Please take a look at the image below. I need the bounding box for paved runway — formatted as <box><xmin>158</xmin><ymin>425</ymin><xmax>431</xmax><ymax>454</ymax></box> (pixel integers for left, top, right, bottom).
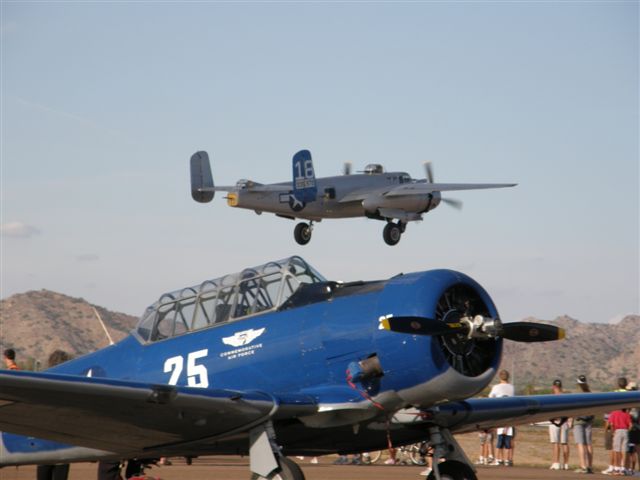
<box><xmin>0</xmin><ymin>457</ymin><xmax>624</xmax><ymax>480</ymax></box>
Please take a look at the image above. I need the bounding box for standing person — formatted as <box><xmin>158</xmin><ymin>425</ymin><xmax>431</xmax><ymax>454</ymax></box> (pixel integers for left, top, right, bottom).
<box><xmin>3</xmin><ymin>348</ymin><xmax>19</xmax><ymax>370</ymax></box>
<box><xmin>603</xmin><ymin>377</ymin><xmax>629</xmax><ymax>475</ymax></box>
<box><xmin>488</xmin><ymin>369</ymin><xmax>515</xmax><ymax>466</ymax></box>
<box><xmin>549</xmin><ymin>379</ymin><xmax>572</xmax><ymax>470</ymax></box>
<box><xmin>37</xmin><ymin>350</ymin><xmax>72</xmax><ymax>480</ymax></box>
<box><xmin>475</xmin><ymin>429</ymin><xmax>493</xmax><ymax>465</ymax></box>
<box><xmin>573</xmin><ymin>375</ymin><xmax>594</xmax><ymax>474</ymax></box>
<box><xmin>626</xmin><ymin>382</ymin><xmax>639</xmax><ymax>476</ymax></box>
<box><xmin>608</xmin><ymin>408</ymin><xmax>632</xmax><ymax>476</ymax></box>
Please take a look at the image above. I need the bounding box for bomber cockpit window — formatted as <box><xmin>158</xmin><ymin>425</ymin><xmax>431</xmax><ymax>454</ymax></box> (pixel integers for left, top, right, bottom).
<box><xmin>135</xmin><ymin>256</ymin><xmax>326</xmax><ymax>343</ymax></box>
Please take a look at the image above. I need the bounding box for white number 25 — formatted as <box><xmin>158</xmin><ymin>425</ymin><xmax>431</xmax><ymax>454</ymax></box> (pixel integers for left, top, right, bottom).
<box><xmin>164</xmin><ymin>349</ymin><xmax>209</xmax><ymax>388</ymax></box>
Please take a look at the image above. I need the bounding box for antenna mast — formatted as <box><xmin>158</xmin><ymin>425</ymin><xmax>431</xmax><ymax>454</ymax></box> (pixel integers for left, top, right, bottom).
<box><xmin>92</xmin><ymin>307</ymin><xmax>115</xmax><ymax>346</ymax></box>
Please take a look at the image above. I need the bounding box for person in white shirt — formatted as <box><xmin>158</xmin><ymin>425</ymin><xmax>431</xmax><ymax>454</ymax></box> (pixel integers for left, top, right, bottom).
<box><xmin>548</xmin><ymin>379</ymin><xmax>572</xmax><ymax>470</ymax></box>
<box><xmin>489</xmin><ymin>370</ymin><xmax>515</xmax><ymax>466</ymax></box>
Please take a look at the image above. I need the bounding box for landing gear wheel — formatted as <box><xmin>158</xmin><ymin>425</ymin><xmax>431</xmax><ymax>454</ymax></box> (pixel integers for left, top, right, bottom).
<box><xmin>383</xmin><ymin>222</ymin><xmax>402</xmax><ymax>246</ymax></box>
<box><xmin>427</xmin><ymin>460</ymin><xmax>477</xmax><ymax>480</ymax></box>
<box><xmin>294</xmin><ymin>222</ymin><xmax>312</xmax><ymax>245</ymax></box>
<box><xmin>251</xmin><ymin>456</ymin><xmax>305</xmax><ymax>480</ymax></box>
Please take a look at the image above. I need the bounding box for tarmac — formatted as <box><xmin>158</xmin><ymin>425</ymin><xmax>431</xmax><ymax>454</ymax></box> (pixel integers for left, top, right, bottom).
<box><xmin>0</xmin><ymin>457</ymin><xmax>630</xmax><ymax>480</ymax></box>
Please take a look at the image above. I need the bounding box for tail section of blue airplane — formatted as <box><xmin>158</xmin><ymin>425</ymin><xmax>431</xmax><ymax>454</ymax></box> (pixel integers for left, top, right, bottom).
<box><xmin>290</xmin><ymin>150</ymin><xmax>317</xmax><ymax>211</ymax></box>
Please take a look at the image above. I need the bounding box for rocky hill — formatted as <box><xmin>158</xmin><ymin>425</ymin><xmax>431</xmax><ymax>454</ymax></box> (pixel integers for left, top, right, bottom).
<box><xmin>0</xmin><ymin>290</ymin><xmax>638</xmax><ymax>389</ymax></box>
<box><xmin>0</xmin><ymin>289</ymin><xmax>137</xmax><ymax>368</ymax></box>
<box><xmin>502</xmin><ymin>315</ymin><xmax>640</xmax><ymax>392</ymax></box>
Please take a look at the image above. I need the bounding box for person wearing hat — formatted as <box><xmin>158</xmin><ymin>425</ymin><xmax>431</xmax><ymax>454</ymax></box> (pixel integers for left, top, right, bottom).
<box><xmin>549</xmin><ymin>379</ymin><xmax>572</xmax><ymax>470</ymax></box>
<box><xmin>573</xmin><ymin>375</ymin><xmax>594</xmax><ymax>474</ymax></box>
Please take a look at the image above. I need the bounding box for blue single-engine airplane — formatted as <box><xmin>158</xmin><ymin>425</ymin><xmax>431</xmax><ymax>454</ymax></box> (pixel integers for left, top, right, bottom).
<box><xmin>1</xmin><ymin>257</ymin><xmax>638</xmax><ymax>480</ymax></box>
<box><xmin>190</xmin><ymin>150</ymin><xmax>517</xmax><ymax>246</ymax></box>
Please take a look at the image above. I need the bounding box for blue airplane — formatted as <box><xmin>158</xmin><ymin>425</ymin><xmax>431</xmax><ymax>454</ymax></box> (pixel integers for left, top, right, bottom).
<box><xmin>1</xmin><ymin>256</ymin><xmax>638</xmax><ymax>480</ymax></box>
<box><xmin>190</xmin><ymin>150</ymin><xmax>517</xmax><ymax>245</ymax></box>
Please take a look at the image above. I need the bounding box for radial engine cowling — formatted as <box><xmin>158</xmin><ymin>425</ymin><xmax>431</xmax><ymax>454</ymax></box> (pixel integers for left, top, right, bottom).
<box><xmin>375</xmin><ymin>270</ymin><xmax>503</xmax><ymax>407</ymax></box>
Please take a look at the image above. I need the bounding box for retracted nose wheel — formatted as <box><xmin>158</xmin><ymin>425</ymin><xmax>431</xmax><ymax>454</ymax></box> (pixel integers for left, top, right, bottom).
<box><xmin>294</xmin><ymin>222</ymin><xmax>312</xmax><ymax>245</ymax></box>
<box><xmin>383</xmin><ymin>222</ymin><xmax>402</xmax><ymax>246</ymax></box>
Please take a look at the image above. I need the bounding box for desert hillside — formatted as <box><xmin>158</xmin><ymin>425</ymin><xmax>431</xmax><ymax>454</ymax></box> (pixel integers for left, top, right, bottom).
<box><xmin>0</xmin><ymin>289</ymin><xmax>136</xmax><ymax>368</ymax></box>
<box><xmin>0</xmin><ymin>290</ymin><xmax>638</xmax><ymax>389</ymax></box>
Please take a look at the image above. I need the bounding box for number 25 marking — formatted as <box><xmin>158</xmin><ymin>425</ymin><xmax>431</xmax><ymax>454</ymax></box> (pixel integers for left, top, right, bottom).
<box><xmin>164</xmin><ymin>349</ymin><xmax>209</xmax><ymax>388</ymax></box>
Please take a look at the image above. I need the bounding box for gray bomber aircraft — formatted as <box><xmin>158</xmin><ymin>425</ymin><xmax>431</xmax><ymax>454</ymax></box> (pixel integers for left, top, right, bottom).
<box><xmin>190</xmin><ymin>150</ymin><xmax>516</xmax><ymax>246</ymax></box>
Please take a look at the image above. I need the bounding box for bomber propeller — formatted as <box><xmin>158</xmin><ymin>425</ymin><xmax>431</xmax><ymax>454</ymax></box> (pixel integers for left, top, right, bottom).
<box><xmin>379</xmin><ymin>315</ymin><xmax>565</xmax><ymax>343</ymax></box>
<box><xmin>422</xmin><ymin>161</ymin><xmax>463</xmax><ymax>210</ymax></box>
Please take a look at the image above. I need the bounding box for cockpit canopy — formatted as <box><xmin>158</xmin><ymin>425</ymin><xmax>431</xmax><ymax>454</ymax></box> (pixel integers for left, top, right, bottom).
<box><xmin>135</xmin><ymin>256</ymin><xmax>325</xmax><ymax>343</ymax></box>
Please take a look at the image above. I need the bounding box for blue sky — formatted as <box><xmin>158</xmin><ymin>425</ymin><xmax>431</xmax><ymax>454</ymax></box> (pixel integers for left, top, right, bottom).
<box><xmin>1</xmin><ymin>2</ymin><xmax>638</xmax><ymax>324</ymax></box>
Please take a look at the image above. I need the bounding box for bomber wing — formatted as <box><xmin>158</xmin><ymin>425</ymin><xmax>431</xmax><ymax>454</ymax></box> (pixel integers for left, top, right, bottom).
<box><xmin>0</xmin><ymin>370</ymin><xmax>315</xmax><ymax>457</ymax></box>
<box><xmin>383</xmin><ymin>182</ymin><xmax>517</xmax><ymax>197</ymax></box>
<box><xmin>338</xmin><ymin>183</ymin><xmax>516</xmax><ymax>204</ymax></box>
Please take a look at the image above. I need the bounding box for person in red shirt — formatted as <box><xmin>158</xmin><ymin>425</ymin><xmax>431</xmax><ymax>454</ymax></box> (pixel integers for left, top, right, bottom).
<box><xmin>2</xmin><ymin>348</ymin><xmax>18</xmax><ymax>370</ymax></box>
<box><xmin>608</xmin><ymin>409</ymin><xmax>632</xmax><ymax>476</ymax></box>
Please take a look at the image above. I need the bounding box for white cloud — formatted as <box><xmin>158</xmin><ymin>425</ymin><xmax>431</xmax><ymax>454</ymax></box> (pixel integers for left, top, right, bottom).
<box><xmin>0</xmin><ymin>222</ymin><xmax>41</xmax><ymax>238</ymax></box>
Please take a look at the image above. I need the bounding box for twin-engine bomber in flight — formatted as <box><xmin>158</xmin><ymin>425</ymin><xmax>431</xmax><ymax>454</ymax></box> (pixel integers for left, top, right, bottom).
<box><xmin>1</xmin><ymin>256</ymin><xmax>638</xmax><ymax>480</ymax></box>
<box><xmin>190</xmin><ymin>150</ymin><xmax>516</xmax><ymax>245</ymax></box>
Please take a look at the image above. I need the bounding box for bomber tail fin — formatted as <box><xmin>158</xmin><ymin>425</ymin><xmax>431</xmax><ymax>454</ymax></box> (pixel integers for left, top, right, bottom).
<box><xmin>190</xmin><ymin>151</ymin><xmax>215</xmax><ymax>203</ymax></box>
<box><xmin>291</xmin><ymin>150</ymin><xmax>317</xmax><ymax>204</ymax></box>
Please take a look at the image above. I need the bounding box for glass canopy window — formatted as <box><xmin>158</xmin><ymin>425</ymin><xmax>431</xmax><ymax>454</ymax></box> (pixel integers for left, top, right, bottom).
<box><xmin>135</xmin><ymin>256</ymin><xmax>325</xmax><ymax>343</ymax></box>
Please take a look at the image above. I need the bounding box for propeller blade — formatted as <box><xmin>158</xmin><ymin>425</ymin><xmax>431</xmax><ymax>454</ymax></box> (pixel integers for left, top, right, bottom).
<box><xmin>380</xmin><ymin>316</ymin><xmax>467</xmax><ymax>336</ymax></box>
<box><xmin>423</xmin><ymin>162</ymin><xmax>434</xmax><ymax>183</ymax></box>
<box><xmin>442</xmin><ymin>198</ymin><xmax>463</xmax><ymax>210</ymax></box>
<box><xmin>343</xmin><ymin>162</ymin><xmax>352</xmax><ymax>175</ymax></box>
<box><xmin>500</xmin><ymin>322</ymin><xmax>565</xmax><ymax>342</ymax></box>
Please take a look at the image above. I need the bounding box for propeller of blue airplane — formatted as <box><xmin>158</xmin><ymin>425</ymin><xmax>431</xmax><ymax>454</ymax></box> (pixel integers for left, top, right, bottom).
<box><xmin>343</xmin><ymin>162</ymin><xmax>352</xmax><ymax>175</ymax></box>
<box><xmin>380</xmin><ymin>315</ymin><xmax>565</xmax><ymax>343</ymax></box>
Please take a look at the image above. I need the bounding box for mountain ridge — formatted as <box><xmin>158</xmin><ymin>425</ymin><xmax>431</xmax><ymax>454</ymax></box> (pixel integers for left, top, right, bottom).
<box><xmin>1</xmin><ymin>290</ymin><xmax>638</xmax><ymax>390</ymax></box>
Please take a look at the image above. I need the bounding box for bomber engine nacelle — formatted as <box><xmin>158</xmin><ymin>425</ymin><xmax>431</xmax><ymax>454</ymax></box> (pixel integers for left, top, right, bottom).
<box><xmin>362</xmin><ymin>191</ymin><xmax>442</xmax><ymax>216</ymax></box>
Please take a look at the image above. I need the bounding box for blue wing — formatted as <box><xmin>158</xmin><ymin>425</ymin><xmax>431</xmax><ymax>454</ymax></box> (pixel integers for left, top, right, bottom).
<box><xmin>423</xmin><ymin>391</ymin><xmax>640</xmax><ymax>433</ymax></box>
<box><xmin>0</xmin><ymin>370</ymin><xmax>316</xmax><ymax>462</ymax></box>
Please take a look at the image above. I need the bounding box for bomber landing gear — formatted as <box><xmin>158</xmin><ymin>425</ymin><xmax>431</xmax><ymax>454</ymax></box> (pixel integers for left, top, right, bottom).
<box><xmin>294</xmin><ymin>222</ymin><xmax>313</xmax><ymax>245</ymax></box>
<box><xmin>383</xmin><ymin>221</ymin><xmax>406</xmax><ymax>246</ymax></box>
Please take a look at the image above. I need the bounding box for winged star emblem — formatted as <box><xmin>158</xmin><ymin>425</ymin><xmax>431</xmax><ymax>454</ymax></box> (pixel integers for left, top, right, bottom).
<box><xmin>222</xmin><ymin>328</ymin><xmax>266</xmax><ymax>347</ymax></box>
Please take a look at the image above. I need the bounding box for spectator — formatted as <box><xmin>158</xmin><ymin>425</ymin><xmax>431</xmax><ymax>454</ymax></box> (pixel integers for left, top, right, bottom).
<box><xmin>37</xmin><ymin>350</ymin><xmax>72</xmax><ymax>480</ymax></box>
<box><xmin>573</xmin><ymin>375</ymin><xmax>594</xmax><ymax>474</ymax></box>
<box><xmin>626</xmin><ymin>382</ymin><xmax>639</xmax><ymax>476</ymax></box>
<box><xmin>549</xmin><ymin>379</ymin><xmax>571</xmax><ymax>470</ymax></box>
<box><xmin>603</xmin><ymin>377</ymin><xmax>629</xmax><ymax>475</ymax></box>
<box><xmin>475</xmin><ymin>429</ymin><xmax>494</xmax><ymax>465</ymax></box>
<box><xmin>2</xmin><ymin>348</ymin><xmax>19</xmax><ymax>370</ymax></box>
<box><xmin>489</xmin><ymin>369</ymin><xmax>515</xmax><ymax>466</ymax></box>
<box><xmin>608</xmin><ymin>408</ymin><xmax>632</xmax><ymax>476</ymax></box>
